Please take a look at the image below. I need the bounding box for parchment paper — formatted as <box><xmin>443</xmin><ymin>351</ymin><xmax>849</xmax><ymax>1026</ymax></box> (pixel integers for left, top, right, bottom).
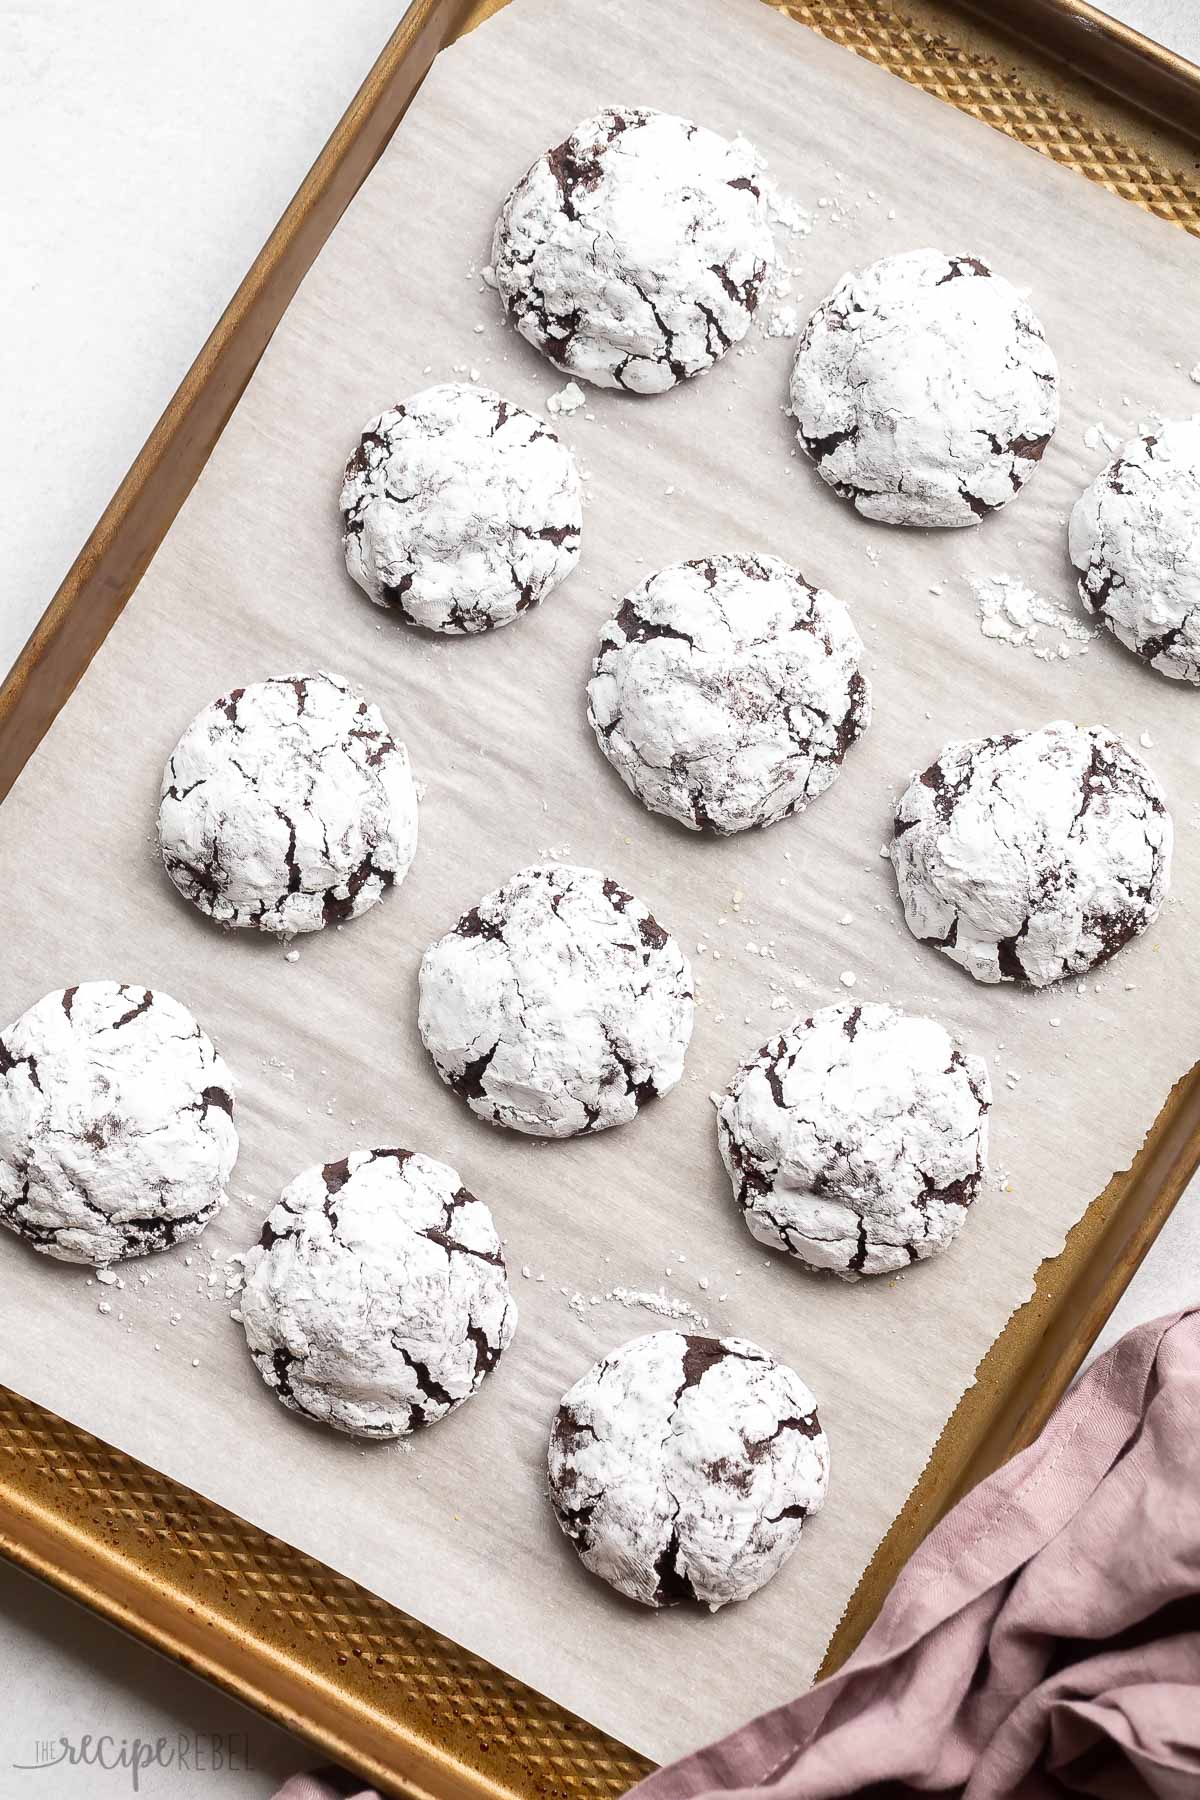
<box><xmin>2</xmin><ymin>0</ymin><xmax>1199</xmax><ymax>1762</ymax></box>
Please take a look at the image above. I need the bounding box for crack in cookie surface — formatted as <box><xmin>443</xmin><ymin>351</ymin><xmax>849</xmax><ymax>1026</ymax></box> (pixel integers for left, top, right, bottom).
<box><xmin>0</xmin><ymin>983</ymin><xmax>237</xmax><ymax>1266</ymax></box>
<box><xmin>891</xmin><ymin>720</ymin><xmax>1171</xmax><ymax>988</ymax></box>
<box><xmin>418</xmin><ymin>864</ymin><xmax>693</xmax><ymax>1138</ymax></box>
<box><xmin>716</xmin><ymin>1001</ymin><xmax>990</xmax><ymax>1279</ymax></box>
<box><xmin>1069</xmin><ymin>417</ymin><xmax>1200</xmax><ymax>683</ymax></box>
<box><xmin>341</xmin><ymin>383</ymin><xmax>581</xmax><ymax>634</ymax></box>
<box><xmin>158</xmin><ymin>671</ymin><xmax>418</xmax><ymax>935</ymax></box>
<box><xmin>588</xmin><ymin>554</ymin><xmax>871</xmax><ymax>835</ymax></box>
<box><xmin>789</xmin><ymin>248</ymin><xmax>1059</xmax><ymax>528</ymax></box>
<box><xmin>492</xmin><ymin>108</ymin><xmax>776</xmax><ymax>394</ymax></box>
<box><xmin>547</xmin><ymin>1330</ymin><xmax>828</xmax><ymax>1609</ymax></box>
<box><xmin>239</xmin><ymin>1149</ymin><xmax>515</xmax><ymax>1440</ymax></box>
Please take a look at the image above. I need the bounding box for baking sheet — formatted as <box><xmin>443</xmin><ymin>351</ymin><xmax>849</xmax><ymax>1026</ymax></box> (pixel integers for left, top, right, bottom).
<box><xmin>2</xmin><ymin>0</ymin><xmax>1199</xmax><ymax>1763</ymax></box>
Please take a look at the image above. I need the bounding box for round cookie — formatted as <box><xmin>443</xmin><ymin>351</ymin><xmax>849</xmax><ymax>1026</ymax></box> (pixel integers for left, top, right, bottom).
<box><xmin>789</xmin><ymin>249</ymin><xmax>1059</xmax><ymax>527</ymax></box>
<box><xmin>159</xmin><ymin>671</ymin><xmax>418</xmax><ymax>935</ymax></box>
<box><xmin>587</xmin><ymin>554</ymin><xmax>870</xmax><ymax>834</ymax></box>
<box><xmin>892</xmin><ymin>721</ymin><xmax>1171</xmax><ymax>987</ymax></box>
<box><xmin>0</xmin><ymin>983</ymin><xmax>237</xmax><ymax>1266</ymax></box>
<box><xmin>716</xmin><ymin>1002</ymin><xmax>989</xmax><ymax>1279</ymax></box>
<box><xmin>491</xmin><ymin>107</ymin><xmax>776</xmax><ymax>394</ymax></box>
<box><xmin>1069</xmin><ymin>417</ymin><xmax>1200</xmax><ymax>683</ymax></box>
<box><xmin>341</xmin><ymin>383</ymin><xmax>582</xmax><ymax>634</ymax></box>
<box><xmin>548</xmin><ymin>1330</ymin><xmax>829</xmax><ymax>1610</ymax></box>
<box><xmin>418</xmin><ymin>864</ymin><xmax>693</xmax><ymax>1138</ymax></box>
<box><xmin>239</xmin><ymin>1148</ymin><xmax>516</xmax><ymax>1440</ymax></box>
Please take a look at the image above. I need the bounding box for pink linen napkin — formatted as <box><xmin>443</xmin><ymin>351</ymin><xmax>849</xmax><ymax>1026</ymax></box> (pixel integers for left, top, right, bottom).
<box><xmin>273</xmin><ymin>1774</ymin><xmax>380</xmax><ymax>1800</ymax></box>
<box><xmin>631</xmin><ymin>1307</ymin><xmax>1200</xmax><ymax>1800</ymax></box>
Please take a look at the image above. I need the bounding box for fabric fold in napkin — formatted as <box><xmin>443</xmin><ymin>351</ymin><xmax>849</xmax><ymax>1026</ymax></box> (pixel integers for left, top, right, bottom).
<box><xmin>273</xmin><ymin>1773</ymin><xmax>375</xmax><ymax>1800</ymax></box>
<box><xmin>629</xmin><ymin>1306</ymin><xmax>1200</xmax><ymax>1800</ymax></box>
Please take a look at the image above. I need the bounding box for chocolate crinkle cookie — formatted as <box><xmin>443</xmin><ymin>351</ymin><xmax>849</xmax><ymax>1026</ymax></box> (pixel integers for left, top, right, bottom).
<box><xmin>892</xmin><ymin>721</ymin><xmax>1171</xmax><ymax>987</ymax></box>
<box><xmin>491</xmin><ymin>107</ymin><xmax>776</xmax><ymax>394</ymax></box>
<box><xmin>789</xmin><ymin>249</ymin><xmax>1059</xmax><ymax>527</ymax></box>
<box><xmin>548</xmin><ymin>1330</ymin><xmax>829</xmax><ymax>1610</ymax></box>
<box><xmin>587</xmin><ymin>553</ymin><xmax>870</xmax><ymax>834</ymax></box>
<box><xmin>1069</xmin><ymin>417</ymin><xmax>1200</xmax><ymax>683</ymax></box>
<box><xmin>716</xmin><ymin>1002</ymin><xmax>989</xmax><ymax>1279</ymax></box>
<box><xmin>239</xmin><ymin>1149</ymin><xmax>516</xmax><ymax>1440</ymax></box>
<box><xmin>341</xmin><ymin>382</ymin><xmax>582</xmax><ymax>633</ymax></box>
<box><xmin>0</xmin><ymin>983</ymin><xmax>237</xmax><ymax>1266</ymax></box>
<box><xmin>158</xmin><ymin>671</ymin><xmax>418</xmax><ymax>935</ymax></box>
<box><xmin>418</xmin><ymin>864</ymin><xmax>693</xmax><ymax>1138</ymax></box>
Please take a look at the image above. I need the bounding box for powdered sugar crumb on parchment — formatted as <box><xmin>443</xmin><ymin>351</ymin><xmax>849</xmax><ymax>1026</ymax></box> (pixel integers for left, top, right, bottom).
<box><xmin>546</xmin><ymin>380</ymin><xmax>587</xmax><ymax>416</ymax></box>
<box><xmin>967</xmin><ymin>574</ymin><xmax>1097</xmax><ymax>661</ymax></box>
<box><xmin>560</xmin><ymin>1279</ymin><xmax>709</xmax><ymax>1331</ymax></box>
<box><xmin>601</xmin><ymin>1285</ymin><xmax>709</xmax><ymax>1328</ymax></box>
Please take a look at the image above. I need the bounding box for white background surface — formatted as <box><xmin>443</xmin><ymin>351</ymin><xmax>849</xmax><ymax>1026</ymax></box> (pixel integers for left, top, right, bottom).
<box><xmin>1</xmin><ymin>2</ymin><xmax>1197</xmax><ymax>1796</ymax></box>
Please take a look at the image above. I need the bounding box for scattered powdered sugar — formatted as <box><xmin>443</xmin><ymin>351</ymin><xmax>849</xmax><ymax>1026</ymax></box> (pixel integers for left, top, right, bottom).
<box><xmin>765</xmin><ymin>305</ymin><xmax>799</xmax><ymax>339</ymax></box>
<box><xmin>224</xmin><ymin>1249</ymin><xmax>249</xmax><ymax>1300</ymax></box>
<box><xmin>968</xmin><ymin>573</ymin><xmax>1097</xmax><ymax>660</ymax></box>
<box><xmin>760</xmin><ymin>180</ymin><xmax>812</xmax><ymax>242</ymax></box>
<box><xmin>546</xmin><ymin>380</ymin><xmax>587</xmax><ymax>415</ymax></box>
<box><xmin>1084</xmin><ymin>422</ymin><xmax>1123</xmax><ymax>453</ymax></box>
<box><xmin>761</xmin><ymin>278</ymin><xmax>797</xmax><ymax>341</ymax></box>
<box><xmin>1189</xmin><ymin>364</ymin><xmax>1200</xmax><ymax>385</ymax></box>
<box><xmin>600</xmin><ymin>1285</ymin><xmax>709</xmax><ymax>1329</ymax></box>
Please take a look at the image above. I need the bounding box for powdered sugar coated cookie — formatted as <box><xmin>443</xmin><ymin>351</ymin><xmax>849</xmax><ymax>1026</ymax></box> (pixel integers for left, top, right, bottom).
<box><xmin>548</xmin><ymin>1330</ymin><xmax>829</xmax><ymax>1609</ymax></box>
<box><xmin>492</xmin><ymin>107</ymin><xmax>776</xmax><ymax>394</ymax></box>
<box><xmin>159</xmin><ymin>672</ymin><xmax>418</xmax><ymax>935</ymax></box>
<box><xmin>0</xmin><ymin>983</ymin><xmax>237</xmax><ymax>1265</ymax></box>
<box><xmin>418</xmin><ymin>864</ymin><xmax>693</xmax><ymax>1138</ymax></box>
<box><xmin>790</xmin><ymin>249</ymin><xmax>1058</xmax><ymax>527</ymax></box>
<box><xmin>587</xmin><ymin>553</ymin><xmax>870</xmax><ymax>833</ymax></box>
<box><xmin>239</xmin><ymin>1148</ymin><xmax>516</xmax><ymax>1440</ymax></box>
<box><xmin>341</xmin><ymin>383</ymin><xmax>582</xmax><ymax>633</ymax></box>
<box><xmin>717</xmin><ymin>1002</ymin><xmax>989</xmax><ymax>1278</ymax></box>
<box><xmin>1069</xmin><ymin>417</ymin><xmax>1200</xmax><ymax>682</ymax></box>
<box><xmin>892</xmin><ymin>721</ymin><xmax>1171</xmax><ymax>986</ymax></box>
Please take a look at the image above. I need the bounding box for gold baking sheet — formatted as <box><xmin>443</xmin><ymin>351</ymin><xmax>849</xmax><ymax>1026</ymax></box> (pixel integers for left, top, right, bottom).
<box><xmin>0</xmin><ymin>3</ymin><xmax>1194</xmax><ymax>1800</ymax></box>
